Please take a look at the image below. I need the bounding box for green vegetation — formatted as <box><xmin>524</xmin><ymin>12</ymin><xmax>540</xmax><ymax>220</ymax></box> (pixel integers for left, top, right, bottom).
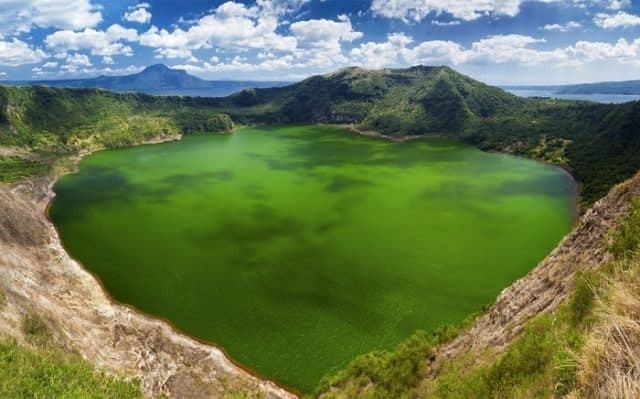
<box><xmin>0</xmin><ymin>310</ymin><xmax>143</xmax><ymax>398</ymax></box>
<box><xmin>22</xmin><ymin>311</ymin><xmax>51</xmax><ymax>346</ymax></box>
<box><xmin>0</xmin><ymin>156</ymin><xmax>49</xmax><ymax>183</ymax></box>
<box><xmin>0</xmin><ymin>338</ymin><xmax>143</xmax><ymax>398</ymax></box>
<box><xmin>0</xmin><ymin>85</ymin><xmax>233</xmax><ymax>183</ymax></box>
<box><xmin>316</xmin><ymin>330</ymin><xmax>436</xmax><ymax>399</ymax></box>
<box><xmin>610</xmin><ymin>198</ymin><xmax>640</xmax><ymax>259</ymax></box>
<box><xmin>316</xmin><ymin>326</ymin><xmax>458</xmax><ymax>398</ymax></box>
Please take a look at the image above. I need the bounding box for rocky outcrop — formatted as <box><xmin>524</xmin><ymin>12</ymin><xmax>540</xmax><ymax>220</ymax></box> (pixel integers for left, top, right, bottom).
<box><xmin>431</xmin><ymin>171</ymin><xmax>640</xmax><ymax>371</ymax></box>
<box><xmin>0</xmin><ymin>177</ymin><xmax>295</xmax><ymax>399</ymax></box>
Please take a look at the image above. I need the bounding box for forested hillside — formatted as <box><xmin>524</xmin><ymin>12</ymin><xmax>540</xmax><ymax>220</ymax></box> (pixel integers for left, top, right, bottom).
<box><xmin>1</xmin><ymin>65</ymin><xmax>640</xmax><ymax>206</ymax></box>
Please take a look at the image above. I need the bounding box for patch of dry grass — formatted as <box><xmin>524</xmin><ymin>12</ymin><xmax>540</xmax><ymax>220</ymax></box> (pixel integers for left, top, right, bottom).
<box><xmin>571</xmin><ymin>256</ymin><xmax>640</xmax><ymax>398</ymax></box>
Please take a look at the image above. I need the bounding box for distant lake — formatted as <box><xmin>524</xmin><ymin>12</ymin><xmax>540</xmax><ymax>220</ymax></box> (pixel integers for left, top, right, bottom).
<box><xmin>50</xmin><ymin>125</ymin><xmax>576</xmax><ymax>393</ymax></box>
<box><xmin>503</xmin><ymin>88</ymin><xmax>640</xmax><ymax>104</ymax></box>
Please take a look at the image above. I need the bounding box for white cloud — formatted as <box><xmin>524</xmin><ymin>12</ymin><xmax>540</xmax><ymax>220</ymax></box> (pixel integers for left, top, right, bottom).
<box><xmin>594</xmin><ymin>11</ymin><xmax>640</xmax><ymax>29</ymax></box>
<box><xmin>102</xmin><ymin>56</ymin><xmax>114</xmax><ymax>64</ymax></box>
<box><xmin>43</xmin><ymin>61</ymin><xmax>58</xmax><ymax>68</ymax></box>
<box><xmin>432</xmin><ymin>20</ymin><xmax>462</xmax><ymax>26</ymax></box>
<box><xmin>290</xmin><ymin>16</ymin><xmax>362</xmax><ymax>49</ymax></box>
<box><xmin>153</xmin><ymin>47</ymin><xmax>193</xmax><ymax>59</ymax></box>
<box><xmin>286</xmin><ymin>16</ymin><xmax>362</xmax><ymax>67</ymax></box>
<box><xmin>124</xmin><ymin>7</ymin><xmax>152</xmax><ymax>24</ymax></box>
<box><xmin>0</xmin><ymin>38</ymin><xmax>46</xmax><ymax>66</ymax></box>
<box><xmin>65</xmin><ymin>53</ymin><xmax>92</xmax><ymax>67</ymax></box>
<box><xmin>44</xmin><ymin>24</ymin><xmax>138</xmax><ymax>57</ymax></box>
<box><xmin>138</xmin><ymin>0</ymin><xmax>303</xmax><ymax>59</ymax></box>
<box><xmin>0</xmin><ymin>0</ymin><xmax>102</xmax><ymax>36</ymax></box>
<box><xmin>541</xmin><ymin>21</ymin><xmax>582</xmax><ymax>31</ymax></box>
<box><xmin>606</xmin><ymin>0</ymin><xmax>631</xmax><ymax>10</ymax></box>
<box><xmin>351</xmin><ymin>33</ymin><xmax>571</xmax><ymax>68</ymax></box>
<box><xmin>39</xmin><ymin>64</ymin><xmax>144</xmax><ymax>78</ymax></box>
<box><xmin>369</xmin><ymin>0</ymin><xmax>560</xmax><ymax>22</ymax></box>
<box><xmin>567</xmin><ymin>38</ymin><xmax>640</xmax><ymax>62</ymax></box>
<box><xmin>350</xmin><ymin>32</ymin><xmax>416</xmax><ymax>68</ymax></box>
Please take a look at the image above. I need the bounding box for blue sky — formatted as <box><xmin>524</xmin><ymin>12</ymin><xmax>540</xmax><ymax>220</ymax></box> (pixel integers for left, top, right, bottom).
<box><xmin>1</xmin><ymin>0</ymin><xmax>640</xmax><ymax>84</ymax></box>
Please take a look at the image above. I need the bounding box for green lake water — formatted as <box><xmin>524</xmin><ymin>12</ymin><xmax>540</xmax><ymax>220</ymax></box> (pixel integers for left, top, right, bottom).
<box><xmin>50</xmin><ymin>125</ymin><xmax>575</xmax><ymax>392</ymax></box>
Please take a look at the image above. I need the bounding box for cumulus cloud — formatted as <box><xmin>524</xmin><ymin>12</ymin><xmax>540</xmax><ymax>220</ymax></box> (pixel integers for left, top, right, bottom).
<box><xmin>138</xmin><ymin>0</ymin><xmax>304</xmax><ymax>59</ymax></box>
<box><xmin>0</xmin><ymin>0</ymin><xmax>102</xmax><ymax>36</ymax></box>
<box><xmin>122</xmin><ymin>3</ymin><xmax>151</xmax><ymax>24</ymax></box>
<box><xmin>44</xmin><ymin>24</ymin><xmax>138</xmax><ymax>57</ymax></box>
<box><xmin>369</xmin><ymin>0</ymin><xmax>560</xmax><ymax>22</ymax></box>
<box><xmin>0</xmin><ymin>38</ymin><xmax>46</xmax><ymax>66</ymax></box>
<box><xmin>594</xmin><ymin>11</ymin><xmax>640</xmax><ymax>29</ymax></box>
<box><xmin>289</xmin><ymin>16</ymin><xmax>363</xmax><ymax>66</ymax></box>
<box><xmin>65</xmin><ymin>53</ymin><xmax>92</xmax><ymax>67</ymax></box>
<box><xmin>541</xmin><ymin>21</ymin><xmax>582</xmax><ymax>31</ymax></box>
<box><xmin>605</xmin><ymin>0</ymin><xmax>631</xmax><ymax>10</ymax></box>
<box><xmin>350</xmin><ymin>33</ymin><xmax>562</xmax><ymax>67</ymax></box>
<box><xmin>567</xmin><ymin>38</ymin><xmax>640</xmax><ymax>62</ymax></box>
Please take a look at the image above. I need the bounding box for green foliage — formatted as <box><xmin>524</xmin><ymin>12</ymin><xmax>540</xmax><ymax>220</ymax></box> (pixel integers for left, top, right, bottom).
<box><xmin>568</xmin><ymin>274</ymin><xmax>597</xmax><ymax>327</ymax></box>
<box><xmin>0</xmin><ymin>156</ymin><xmax>50</xmax><ymax>183</ymax></box>
<box><xmin>0</xmin><ymin>287</ymin><xmax>6</xmax><ymax>309</ymax></box>
<box><xmin>0</xmin><ymin>86</ymin><xmax>231</xmax><ymax>153</ymax></box>
<box><xmin>427</xmin><ymin>279</ymin><xmax>604</xmax><ymax>399</ymax></box>
<box><xmin>176</xmin><ymin>112</ymin><xmax>233</xmax><ymax>134</ymax></box>
<box><xmin>611</xmin><ymin>199</ymin><xmax>640</xmax><ymax>259</ymax></box>
<box><xmin>0</xmin><ymin>339</ymin><xmax>143</xmax><ymax>398</ymax></box>
<box><xmin>431</xmin><ymin>314</ymin><xmax>581</xmax><ymax>399</ymax></box>
<box><xmin>420</xmin><ymin>74</ymin><xmax>468</xmax><ymax>132</ymax></box>
<box><xmin>484</xmin><ymin>316</ymin><xmax>558</xmax><ymax>397</ymax></box>
<box><xmin>315</xmin><ymin>324</ymin><xmax>465</xmax><ymax>398</ymax></box>
<box><xmin>22</xmin><ymin>311</ymin><xmax>50</xmax><ymax>346</ymax></box>
<box><xmin>316</xmin><ymin>330</ymin><xmax>435</xmax><ymax>398</ymax></box>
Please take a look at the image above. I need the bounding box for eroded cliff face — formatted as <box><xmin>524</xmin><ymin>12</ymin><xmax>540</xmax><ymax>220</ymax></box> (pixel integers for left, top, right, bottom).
<box><xmin>0</xmin><ymin>177</ymin><xmax>295</xmax><ymax>399</ymax></box>
<box><xmin>431</xmin><ymin>171</ymin><xmax>640</xmax><ymax>373</ymax></box>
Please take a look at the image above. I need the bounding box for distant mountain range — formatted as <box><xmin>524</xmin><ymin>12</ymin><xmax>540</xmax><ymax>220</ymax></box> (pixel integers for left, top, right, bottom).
<box><xmin>0</xmin><ymin>64</ymin><xmax>291</xmax><ymax>97</ymax></box>
<box><xmin>504</xmin><ymin>80</ymin><xmax>640</xmax><ymax>95</ymax></box>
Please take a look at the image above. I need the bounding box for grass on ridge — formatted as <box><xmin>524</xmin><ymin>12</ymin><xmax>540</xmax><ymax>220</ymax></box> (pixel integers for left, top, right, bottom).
<box><xmin>0</xmin><ymin>156</ymin><xmax>50</xmax><ymax>184</ymax></box>
<box><xmin>0</xmin><ymin>311</ymin><xmax>143</xmax><ymax>398</ymax></box>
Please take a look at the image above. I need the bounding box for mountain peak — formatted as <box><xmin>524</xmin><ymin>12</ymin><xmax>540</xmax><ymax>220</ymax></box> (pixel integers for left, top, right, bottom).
<box><xmin>143</xmin><ymin>64</ymin><xmax>176</xmax><ymax>73</ymax></box>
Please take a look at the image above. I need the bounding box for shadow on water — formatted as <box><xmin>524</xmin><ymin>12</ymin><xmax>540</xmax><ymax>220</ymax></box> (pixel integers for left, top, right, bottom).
<box><xmin>326</xmin><ymin>175</ymin><xmax>374</xmax><ymax>193</ymax></box>
<box><xmin>51</xmin><ymin>166</ymin><xmax>133</xmax><ymax>223</ymax></box>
